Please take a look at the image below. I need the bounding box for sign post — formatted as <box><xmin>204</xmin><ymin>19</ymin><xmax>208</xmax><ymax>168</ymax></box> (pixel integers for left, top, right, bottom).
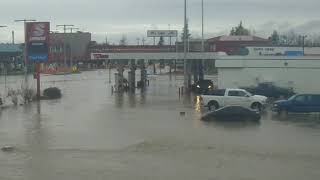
<box><xmin>26</xmin><ymin>22</ymin><xmax>50</xmax><ymax>100</ymax></box>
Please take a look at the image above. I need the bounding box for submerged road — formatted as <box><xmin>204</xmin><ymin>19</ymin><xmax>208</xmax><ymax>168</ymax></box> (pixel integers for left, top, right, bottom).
<box><xmin>0</xmin><ymin>70</ymin><xmax>320</xmax><ymax>180</ymax></box>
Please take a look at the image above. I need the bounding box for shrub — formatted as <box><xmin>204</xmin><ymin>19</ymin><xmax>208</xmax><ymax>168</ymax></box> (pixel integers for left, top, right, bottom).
<box><xmin>43</xmin><ymin>87</ymin><xmax>62</xmax><ymax>99</ymax></box>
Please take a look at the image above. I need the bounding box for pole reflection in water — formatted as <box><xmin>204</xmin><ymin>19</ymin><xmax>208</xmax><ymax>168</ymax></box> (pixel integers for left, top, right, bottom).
<box><xmin>194</xmin><ymin>95</ymin><xmax>202</xmax><ymax>113</ymax></box>
<box><xmin>140</xmin><ymin>91</ymin><xmax>146</xmax><ymax>105</ymax></box>
<box><xmin>128</xmin><ymin>92</ymin><xmax>136</xmax><ymax>108</ymax></box>
<box><xmin>114</xmin><ymin>93</ymin><xmax>124</xmax><ymax>108</ymax></box>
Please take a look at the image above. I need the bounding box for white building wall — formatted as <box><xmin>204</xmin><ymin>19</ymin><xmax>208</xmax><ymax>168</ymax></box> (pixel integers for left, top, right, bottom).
<box><xmin>247</xmin><ymin>46</ymin><xmax>320</xmax><ymax>56</ymax></box>
<box><xmin>216</xmin><ymin>56</ymin><xmax>320</xmax><ymax>93</ymax></box>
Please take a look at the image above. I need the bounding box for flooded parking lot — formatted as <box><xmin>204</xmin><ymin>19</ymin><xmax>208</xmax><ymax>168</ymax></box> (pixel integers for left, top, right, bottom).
<box><xmin>1</xmin><ymin>70</ymin><xmax>320</xmax><ymax>180</ymax></box>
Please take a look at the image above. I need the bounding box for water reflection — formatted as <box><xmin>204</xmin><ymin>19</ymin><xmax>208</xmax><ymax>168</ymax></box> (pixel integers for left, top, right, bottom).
<box><xmin>114</xmin><ymin>91</ymin><xmax>147</xmax><ymax>108</ymax></box>
<box><xmin>140</xmin><ymin>91</ymin><xmax>146</xmax><ymax>105</ymax></box>
<box><xmin>202</xmin><ymin>118</ymin><xmax>261</xmax><ymax>130</ymax></box>
<box><xmin>114</xmin><ymin>93</ymin><xmax>124</xmax><ymax>108</ymax></box>
<box><xmin>271</xmin><ymin>113</ymin><xmax>320</xmax><ymax>129</ymax></box>
<box><xmin>128</xmin><ymin>92</ymin><xmax>136</xmax><ymax>108</ymax></box>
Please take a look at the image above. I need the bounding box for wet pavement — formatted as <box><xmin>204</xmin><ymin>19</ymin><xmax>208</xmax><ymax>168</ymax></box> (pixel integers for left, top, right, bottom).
<box><xmin>1</xmin><ymin>70</ymin><xmax>320</xmax><ymax>180</ymax></box>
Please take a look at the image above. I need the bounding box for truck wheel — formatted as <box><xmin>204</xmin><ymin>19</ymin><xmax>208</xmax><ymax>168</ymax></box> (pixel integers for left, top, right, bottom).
<box><xmin>251</xmin><ymin>102</ymin><xmax>262</xmax><ymax>111</ymax></box>
<box><xmin>208</xmin><ymin>101</ymin><xmax>219</xmax><ymax>111</ymax></box>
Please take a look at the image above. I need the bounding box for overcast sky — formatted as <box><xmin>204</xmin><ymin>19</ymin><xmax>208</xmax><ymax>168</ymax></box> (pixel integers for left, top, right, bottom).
<box><xmin>0</xmin><ymin>0</ymin><xmax>320</xmax><ymax>44</ymax></box>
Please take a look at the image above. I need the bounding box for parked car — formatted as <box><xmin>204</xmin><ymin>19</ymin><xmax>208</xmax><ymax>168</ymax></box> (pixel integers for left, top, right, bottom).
<box><xmin>272</xmin><ymin>94</ymin><xmax>320</xmax><ymax>114</ymax></box>
<box><xmin>241</xmin><ymin>82</ymin><xmax>295</xmax><ymax>99</ymax></box>
<box><xmin>201</xmin><ymin>106</ymin><xmax>261</xmax><ymax>121</ymax></box>
<box><xmin>191</xmin><ymin>79</ymin><xmax>214</xmax><ymax>94</ymax></box>
<box><xmin>200</xmin><ymin>88</ymin><xmax>267</xmax><ymax>111</ymax></box>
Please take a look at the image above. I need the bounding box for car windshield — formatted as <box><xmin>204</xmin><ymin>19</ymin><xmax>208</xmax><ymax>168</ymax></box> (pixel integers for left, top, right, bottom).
<box><xmin>246</xmin><ymin>91</ymin><xmax>253</xmax><ymax>96</ymax></box>
<box><xmin>289</xmin><ymin>94</ymin><xmax>298</xmax><ymax>100</ymax></box>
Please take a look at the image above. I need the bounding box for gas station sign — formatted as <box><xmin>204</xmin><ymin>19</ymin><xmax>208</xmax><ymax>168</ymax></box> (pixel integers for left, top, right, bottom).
<box><xmin>26</xmin><ymin>22</ymin><xmax>50</xmax><ymax>63</ymax></box>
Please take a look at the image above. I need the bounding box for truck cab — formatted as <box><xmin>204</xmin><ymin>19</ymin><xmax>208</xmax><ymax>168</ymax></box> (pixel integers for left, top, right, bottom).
<box><xmin>273</xmin><ymin>94</ymin><xmax>320</xmax><ymax>113</ymax></box>
<box><xmin>201</xmin><ymin>88</ymin><xmax>268</xmax><ymax>111</ymax></box>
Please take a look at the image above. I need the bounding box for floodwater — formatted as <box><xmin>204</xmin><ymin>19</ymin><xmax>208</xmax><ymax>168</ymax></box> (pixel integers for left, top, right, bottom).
<box><xmin>1</xmin><ymin>70</ymin><xmax>320</xmax><ymax>180</ymax></box>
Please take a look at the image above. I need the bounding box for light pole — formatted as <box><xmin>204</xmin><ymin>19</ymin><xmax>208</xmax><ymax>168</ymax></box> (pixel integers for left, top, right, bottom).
<box><xmin>168</xmin><ymin>24</ymin><xmax>172</xmax><ymax>46</ymax></box>
<box><xmin>14</xmin><ymin>19</ymin><xmax>36</xmax><ymax>95</ymax></box>
<box><xmin>0</xmin><ymin>26</ymin><xmax>8</xmax><ymax>91</ymax></box>
<box><xmin>66</xmin><ymin>27</ymin><xmax>79</xmax><ymax>70</ymax></box>
<box><xmin>300</xmin><ymin>35</ymin><xmax>307</xmax><ymax>56</ymax></box>
<box><xmin>56</xmin><ymin>24</ymin><xmax>74</xmax><ymax>72</ymax></box>
<box><xmin>183</xmin><ymin>0</ymin><xmax>188</xmax><ymax>90</ymax></box>
<box><xmin>200</xmin><ymin>0</ymin><xmax>205</xmax><ymax>80</ymax></box>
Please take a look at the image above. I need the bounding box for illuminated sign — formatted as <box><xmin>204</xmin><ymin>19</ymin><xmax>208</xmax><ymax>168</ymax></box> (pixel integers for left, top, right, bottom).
<box><xmin>91</xmin><ymin>53</ymin><xmax>109</xmax><ymax>60</ymax></box>
<box><xmin>26</xmin><ymin>22</ymin><xmax>50</xmax><ymax>62</ymax></box>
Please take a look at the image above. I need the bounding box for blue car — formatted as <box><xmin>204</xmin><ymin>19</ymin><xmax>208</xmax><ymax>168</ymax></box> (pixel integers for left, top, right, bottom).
<box><xmin>272</xmin><ymin>94</ymin><xmax>320</xmax><ymax>113</ymax></box>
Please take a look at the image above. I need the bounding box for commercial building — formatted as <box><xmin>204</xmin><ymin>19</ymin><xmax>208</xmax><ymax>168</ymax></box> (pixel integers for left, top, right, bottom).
<box><xmin>216</xmin><ymin>56</ymin><xmax>320</xmax><ymax>93</ymax></box>
<box><xmin>246</xmin><ymin>46</ymin><xmax>320</xmax><ymax>56</ymax></box>
<box><xmin>0</xmin><ymin>43</ymin><xmax>22</xmax><ymax>61</ymax></box>
<box><xmin>207</xmin><ymin>35</ymin><xmax>271</xmax><ymax>55</ymax></box>
<box><xmin>0</xmin><ymin>43</ymin><xmax>23</xmax><ymax>73</ymax></box>
<box><xmin>49</xmin><ymin>32</ymin><xmax>91</xmax><ymax>63</ymax></box>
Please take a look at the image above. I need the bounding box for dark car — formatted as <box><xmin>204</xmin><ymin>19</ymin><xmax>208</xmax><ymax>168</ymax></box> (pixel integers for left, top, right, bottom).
<box><xmin>201</xmin><ymin>106</ymin><xmax>261</xmax><ymax>121</ymax></box>
<box><xmin>272</xmin><ymin>94</ymin><xmax>320</xmax><ymax>114</ymax></box>
<box><xmin>241</xmin><ymin>82</ymin><xmax>295</xmax><ymax>99</ymax></box>
<box><xmin>192</xmin><ymin>79</ymin><xmax>214</xmax><ymax>94</ymax></box>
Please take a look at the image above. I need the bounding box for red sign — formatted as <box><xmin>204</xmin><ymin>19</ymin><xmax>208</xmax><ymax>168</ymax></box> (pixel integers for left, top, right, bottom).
<box><xmin>25</xmin><ymin>22</ymin><xmax>50</xmax><ymax>62</ymax></box>
<box><xmin>91</xmin><ymin>53</ymin><xmax>109</xmax><ymax>60</ymax></box>
<box><xmin>26</xmin><ymin>22</ymin><xmax>50</xmax><ymax>42</ymax></box>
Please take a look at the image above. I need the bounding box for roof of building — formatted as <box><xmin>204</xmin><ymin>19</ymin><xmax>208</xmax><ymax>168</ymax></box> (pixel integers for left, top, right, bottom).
<box><xmin>207</xmin><ymin>35</ymin><xmax>269</xmax><ymax>42</ymax></box>
<box><xmin>0</xmin><ymin>44</ymin><xmax>23</xmax><ymax>53</ymax></box>
<box><xmin>90</xmin><ymin>45</ymin><xmax>176</xmax><ymax>53</ymax></box>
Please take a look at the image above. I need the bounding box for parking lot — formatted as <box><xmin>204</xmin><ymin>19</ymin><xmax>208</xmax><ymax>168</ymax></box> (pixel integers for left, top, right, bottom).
<box><xmin>1</xmin><ymin>70</ymin><xmax>320</xmax><ymax>180</ymax></box>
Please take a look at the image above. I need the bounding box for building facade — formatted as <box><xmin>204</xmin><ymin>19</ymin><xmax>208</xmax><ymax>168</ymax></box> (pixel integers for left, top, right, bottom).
<box><xmin>50</xmin><ymin>32</ymin><xmax>91</xmax><ymax>63</ymax></box>
<box><xmin>0</xmin><ymin>43</ymin><xmax>23</xmax><ymax>73</ymax></box>
<box><xmin>216</xmin><ymin>56</ymin><xmax>320</xmax><ymax>93</ymax></box>
<box><xmin>207</xmin><ymin>35</ymin><xmax>271</xmax><ymax>55</ymax></box>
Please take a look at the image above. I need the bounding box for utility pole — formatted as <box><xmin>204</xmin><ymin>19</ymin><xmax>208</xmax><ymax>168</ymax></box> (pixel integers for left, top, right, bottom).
<box><xmin>0</xmin><ymin>26</ymin><xmax>8</xmax><ymax>92</ymax></box>
<box><xmin>183</xmin><ymin>0</ymin><xmax>189</xmax><ymax>90</ymax></box>
<box><xmin>142</xmin><ymin>37</ymin><xmax>146</xmax><ymax>46</ymax></box>
<box><xmin>136</xmin><ymin>37</ymin><xmax>140</xmax><ymax>45</ymax></box>
<box><xmin>66</xmin><ymin>27</ymin><xmax>79</xmax><ymax>70</ymax></box>
<box><xmin>14</xmin><ymin>19</ymin><xmax>36</xmax><ymax>96</ymax></box>
<box><xmin>300</xmin><ymin>35</ymin><xmax>307</xmax><ymax>56</ymax></box>
<box><xmin>169</xmin><ymin>24</ymin><xmax>172</xmax><ymax>46</ymax></box>
<box><xmin>56</xmin><ymin>24</ymin><xmax>74</xmax><ymax>73</ymax></box>
<box><xmin>12</xmin><ymin>31</ymin><xmax>15</xmax><ymax>44</ymax></box>
<box><xmin>105</xmin><ymin>33</ymin><xmax>108</xmax><ymax>45</ymax></box>
<box><xmin>200</xmin><ymin>0</ymin><xmax>205</xmax><ymax>80</ymax></box>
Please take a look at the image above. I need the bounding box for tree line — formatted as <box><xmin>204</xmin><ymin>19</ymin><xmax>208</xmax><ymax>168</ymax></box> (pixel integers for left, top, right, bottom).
<box><xmin>117</xmin><ymin>21</ymin><xmax>320</xmax><ymax>47</ymax></box>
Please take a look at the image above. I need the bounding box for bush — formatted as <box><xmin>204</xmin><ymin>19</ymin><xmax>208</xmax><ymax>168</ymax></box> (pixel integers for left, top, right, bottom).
<box><xmin>43</xmin><ymin>87</ymin><xmax>62</xmax><ymax>99</ymax></box>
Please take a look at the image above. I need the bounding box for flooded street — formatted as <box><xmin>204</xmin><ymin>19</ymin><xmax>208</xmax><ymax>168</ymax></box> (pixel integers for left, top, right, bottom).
<box><xmin>1</xmin><ymin>70</ymin><xmax>320</xmax><ymax>180</ymax></box>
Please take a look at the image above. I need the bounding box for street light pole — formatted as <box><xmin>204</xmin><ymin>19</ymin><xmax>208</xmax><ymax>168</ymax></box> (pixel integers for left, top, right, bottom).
<box><xmin>0</xmin><ymin>26</ymin><xmax>8</xmax><ymax>92</ymax></box>
<box><xmin>168</xmin><ymin>24</ymin><xmax>172</xmax><ymax>46</ymax></box>
<box><xmin>66</xmin><ymin>27</ymin><xmax>79</xmax><ymax>70</ymax></box>
<box><xmin>56</xmin><ymin>24</ymin><xmax>74</xmax><ymax>73</ymax></box>
<box><xmin>301</xmin><ymin>35</ymin><xmax>307</xmax><ymax>56</ymax></box>
<box><xmin>200</xmin><ymin>0</ymin><xmax>205</xmax><ymax>80</ymax></box>
<box><xmin>183</xmin><ymin>0</ymin><xmax>188</xmax><ymax>90</ymax></box>
<box><xmin>14</xmin><ymin>19</ymin><xmax>36</xmax><ymax>97</ymax></box>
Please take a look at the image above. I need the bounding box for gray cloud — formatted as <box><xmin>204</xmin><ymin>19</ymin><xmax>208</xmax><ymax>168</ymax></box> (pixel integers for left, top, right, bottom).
<box><xmin>0</xmin><ymin>0</ymin><xmax>319</xmax><ymax>44</ymax></box>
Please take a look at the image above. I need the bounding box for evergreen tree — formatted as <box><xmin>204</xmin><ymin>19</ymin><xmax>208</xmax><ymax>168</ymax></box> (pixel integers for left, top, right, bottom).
<box><xmin>230</xmin><ymin>21</ymin><xmax>250</xmax><ymax>36</ymax></box>
<box><xmin>181</xmin><ymin>19</ymin><xmax>191</xmax><ymax>41</ymax></box>
<box><xmin>270</xmin><ymin>30</ymin><xmax>280</xmax><ymax>44</ymax></box>
<box><xmin>158</xmin><ymin>36</ymin><xmax>164</xmax><ymax>46</ymax></box>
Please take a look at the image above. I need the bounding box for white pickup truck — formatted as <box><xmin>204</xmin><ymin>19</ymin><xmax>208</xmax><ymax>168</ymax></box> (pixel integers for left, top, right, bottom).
<box><xmin>200</xmin><ymin>88</ymin><xmax>268</xmax><ymax>111</ymax></box>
